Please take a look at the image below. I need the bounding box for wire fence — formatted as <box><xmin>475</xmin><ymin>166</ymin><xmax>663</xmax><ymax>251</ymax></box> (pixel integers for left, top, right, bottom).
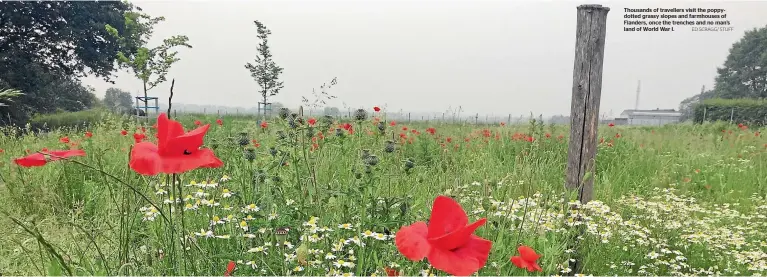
<box><xmin>155</xmin><ymin>106</ymin><xmax>596</xmax><ymax>126</ymax></box>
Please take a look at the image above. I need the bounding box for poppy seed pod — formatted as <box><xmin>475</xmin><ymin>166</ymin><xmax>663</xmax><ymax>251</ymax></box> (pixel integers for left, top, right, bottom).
<box><xmin>353</xmin><ymin>109</ymin><xmax>368</xmax><ymax>121</ymax></box>
<box><xmin>275</xmin><ymin>227</ymin><xmax>289</xmax><ymax>244</ymax></box>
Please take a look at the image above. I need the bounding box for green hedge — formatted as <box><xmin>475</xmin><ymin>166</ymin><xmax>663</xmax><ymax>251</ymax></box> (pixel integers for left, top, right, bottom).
<box><xmin>29</xmin><ymin>109</ymin><xmax>112</xmax><ymax>131</ymax></box>
<box><xmin>693</xmin><ymin>98</ymin><xmax>767</xmax><ymax>126</ymax></box>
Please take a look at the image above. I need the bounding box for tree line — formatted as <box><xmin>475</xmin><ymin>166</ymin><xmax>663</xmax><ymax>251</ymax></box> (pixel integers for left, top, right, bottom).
<box><xmin>679</xmin><ymin>26</ymin><xmax>767</xmax><ymax>121</ymax></box>
<box><xmin>0</xmin><ymin>1</ymin><xmax>289</xmax><ymax>126</ymax></box>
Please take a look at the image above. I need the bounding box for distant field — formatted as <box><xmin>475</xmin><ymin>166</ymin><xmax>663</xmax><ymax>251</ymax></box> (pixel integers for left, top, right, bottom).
<box><xmin>1</xmin><ymin>112</ymin><xmax>766</xmax><ymax>276</ymax></box>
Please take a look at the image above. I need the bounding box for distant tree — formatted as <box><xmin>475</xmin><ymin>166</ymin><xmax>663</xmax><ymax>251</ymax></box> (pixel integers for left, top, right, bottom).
<box><xmin>106</xmin><ymin>8</ymin><xmax>191</xmax><ymax>115</ymax></box>
<box><xmin>713</xmin><ymin>25</ymin><xmax>767</xmax><ymax>99</ymax></box>
<box><xmin>104</xmin><ymin>88</ymin><xmax>135</xmax><ymax>112</ymax></box>
<box><xmin>0</xmin><ymin>1</ymin><xmax>137</xmax><ymax>80</ymax></box>
<box><xmin>324</xmin><ymin>107</ymin><xmax>340</xmax><ymax>116</ymax></box>
<box><xmin>245</xmin><ymin>20</ymin><xmax>284</xmax><ymax>118</ymax></box>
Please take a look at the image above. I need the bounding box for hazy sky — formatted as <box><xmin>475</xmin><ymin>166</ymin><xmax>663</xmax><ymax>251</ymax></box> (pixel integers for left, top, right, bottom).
<box><xmin>82</xmin><ymin>0</ymin><xmax>767</xmax><ymax>118</ymax></box>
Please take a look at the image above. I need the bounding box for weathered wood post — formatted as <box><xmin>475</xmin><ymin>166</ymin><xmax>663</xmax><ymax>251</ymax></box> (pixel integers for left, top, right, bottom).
<box><xmin>564</xmin><ymin>4</ymin><xmax>609</xmax><ymax>275</ymax></box>
<box><xmin>565</xmin><ymin>4</ymin><xmax>609</xmax><ymax>204</ymax></box>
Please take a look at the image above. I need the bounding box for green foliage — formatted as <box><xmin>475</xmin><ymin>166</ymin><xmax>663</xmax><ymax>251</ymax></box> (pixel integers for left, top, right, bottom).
<box><xmin>713</xmin><ymin>25</ymin><xmax>767</xmax><ymax>99</ymax></box>
<box><xmin>0</xmin><ymin>88</ymin><xmax>23</xmax><ymax>107</ymax></box>
<box><xmin>245</xmin><ymin>20</ymin><xmax>284</xmax><ymax>116</ymax></box>
<box><xmin>2</xmin><ymin>116</ymin><xmax>767</xmax><ymax>276</ymax></box>
<box><xmin>0</xmin><ymin>1</ymin><xmax>137</xmax><ymax>79</ymax></box>
<box><xmin>693</xmin><ymin>98</ymin><xmax>767</xmax><ymax>126</ymax></box>
<box><xmin>28</xmin><ymin>109</ymin><xmax>112</xmax><ymax>131</ymax></box>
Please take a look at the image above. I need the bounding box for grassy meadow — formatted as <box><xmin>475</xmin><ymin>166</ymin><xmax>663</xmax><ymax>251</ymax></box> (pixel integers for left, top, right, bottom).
<box><xmin>0</xmin><ymin>111</ymin><xmax>766</xmax><ymax>276</ymax></box>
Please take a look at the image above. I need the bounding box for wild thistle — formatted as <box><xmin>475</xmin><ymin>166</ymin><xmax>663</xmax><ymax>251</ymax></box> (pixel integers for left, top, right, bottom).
<box><xmin>335</xmin><ymin>128</ymin><xmax>344</xmax><ymax>137</ymax></box>
<box><xmin>322</xmin><ymin>115</ymin><xmax>334</xmax><ymax>128</ymax></box>
<box><xmin>306</xmin><ymin>127</ymin><xmax>315</xmax><ymax>138</ymax></box>
<box><xmin>384</xmin><ymin>140</ymin><xmax>396</xmax><ymax>153</ymax></box>
<box><xmin>238</xmin><ymin>132</ymin><xmax>250</xmax><ymax>147</ymax></box>
<box><xmin>278</xmin><ymin>108</ymin><xmax>290</xmax><ymax>119</ymax></box>
<box><xmin>354</xmin><ymin>108</ymin><xmax>368</xmax><ymax>121</ymax></box>
<box><xmin>361</xmin><ymin>149</ymin><xmax>371</xmax><ymax>160</ymax></box>
<box><xmin>277</xmin><ymin>130</ymin><xmax>286</xmax><ymax>140</ymax></box>
<box><xmin>365</xmin><ymin>154</ymin><xmax>379</xmax><ymax>166</ymax></box>
<box><xmin>244</xmin><ymin>148</ymin><xmax>256</xmax><ymax>162</ymax></box>
<box><xmin>404</xmin><ymin>158</ymin><xmax>415</xmax><ymax>172</ymax></box>
<box><xmin>377</xmin><ymin>121</ymin><xmax>386</xmax><ymax>133</ymax></box>
<box><xmin>269</xmin><ymin>147</ymin><xmax>278</xmax><ymax>157</ymax></box>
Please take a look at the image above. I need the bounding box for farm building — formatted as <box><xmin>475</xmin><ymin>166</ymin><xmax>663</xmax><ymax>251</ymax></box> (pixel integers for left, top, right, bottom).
<box><xmin>615</xmin><ymin>109</ymin><xmax>682</xmax><ymax>126</ymax></box>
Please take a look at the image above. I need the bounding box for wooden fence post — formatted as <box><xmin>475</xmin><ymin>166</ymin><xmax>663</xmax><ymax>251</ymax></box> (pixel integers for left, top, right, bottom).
<box><xmin>565</xmin><ymin>4</ymin><xmax>609</xmax><ymax>204</ymax></box>
<box><xmin>564</xmin><ymin>4</ymin><xmax>609</xmax><ymax>275</ymax></box>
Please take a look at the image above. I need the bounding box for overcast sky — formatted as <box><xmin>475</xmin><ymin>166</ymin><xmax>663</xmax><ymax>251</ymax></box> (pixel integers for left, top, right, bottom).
<box><xmin>81</xmin><ymin>0</ymin><xmax>767</xmax><ymax>118</ymax></box>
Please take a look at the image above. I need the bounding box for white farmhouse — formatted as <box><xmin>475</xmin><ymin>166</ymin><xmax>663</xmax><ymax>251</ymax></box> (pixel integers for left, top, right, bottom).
<box><xmin>616</xmin><ymin>109</ymin><xmax>682</xmax><ymax>126</ymax></box>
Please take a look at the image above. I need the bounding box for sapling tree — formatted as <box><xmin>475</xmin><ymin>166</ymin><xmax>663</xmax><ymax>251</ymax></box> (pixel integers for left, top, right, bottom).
<box><xmin>106</xmin><ymin>5</ymin><xmax>191</xmax><ymax>116</ymax></box>
<box><xmin>245</xmin><ymin>20</ymin><xmax>284</xmax><ymax>118</ymax></box>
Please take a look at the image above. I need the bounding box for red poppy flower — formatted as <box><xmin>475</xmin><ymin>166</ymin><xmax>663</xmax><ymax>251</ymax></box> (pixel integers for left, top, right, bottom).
<box><xmin>60</xmin><ymin>136</ymin><xmax>70</xmax><ymax>143</ymax></box>
<box><xmin>510</xmin><ymin>245</ymin><xmax>542</xmax><ymax>272</ymax></box>
<box><xmin>260</xmin><ymin>121</ymin><xmax>268</xmax><ymax>129</ymax></box>
<box><xmin>608</xmin><ymin>122</ymin><xmax>615</xmax><ymax>127</ymax></box>
<box><xmin>133</xmin><ymin>132</ymin><xmax>146</xmax><ymax>143</ymax></box>
<box><xmin>373</xmin><ymin>106</ymin><xmax>381</xmax><ymax>112</ymax></box>
<box><xmin>216</xmin><ymin>119</ymin><xmax>223</xmax><ymax>126</ymax></box>
<box><xmin>426</xmin><ymin>127</ymin><xmax>436</xmax><ymax>135</ymax></box>
<box><xmin>85</xmin><ymin>131</ymin><xmax>93</xmax><ymax>138</ymax></box>
<box><xmin>500</xmin><ymin>122</ymin><xmax>506</xmax><ymax>126</ymax></box>
<box><xmin>121</xmin><ymin>130</ymin><xmax>128</xmax><ymax>136</ymax></box>
<box><xmin>390</xmin><ymin>121</ymin><xmax>396</xmax><ymax>126</ymax></box>
<box><xmin>224</xmin><ymin>260</ymin><xmax>236</xmax><ymax>276</ymax></box>
<box><xmin>194</xmin><ymin>120</ymin><xmax>202</xmax><ymax>126</ymax></box>
<box><xmin>308</xmin><ymin>118</ymin><xmax>317</xmax><ymax>126</ymax></box>
<box><xmin>384</xmin><ymin>267</ymin><xmax>400</xmax><ymax>276</ymax></box>
<box><xmin>129</xmin><ymin>113</ymin><xmax>223</xmax><ymax>175</ymax></box>
<box><xmin>14</xmin><ymin>149</ymin><xmax>86</xmax><ymax>167</ymax></box>
<box><xmin>395</xmin><ymin>195</ymin><xmax>492</xmax><ymax>276</ymax></box>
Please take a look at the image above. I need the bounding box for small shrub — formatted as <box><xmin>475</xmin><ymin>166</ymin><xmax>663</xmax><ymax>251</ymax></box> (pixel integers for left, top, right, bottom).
<box><xmin>29</xmin><ymin>109</ymin><xmax>112</xmax><ymax>131</ymax></box>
